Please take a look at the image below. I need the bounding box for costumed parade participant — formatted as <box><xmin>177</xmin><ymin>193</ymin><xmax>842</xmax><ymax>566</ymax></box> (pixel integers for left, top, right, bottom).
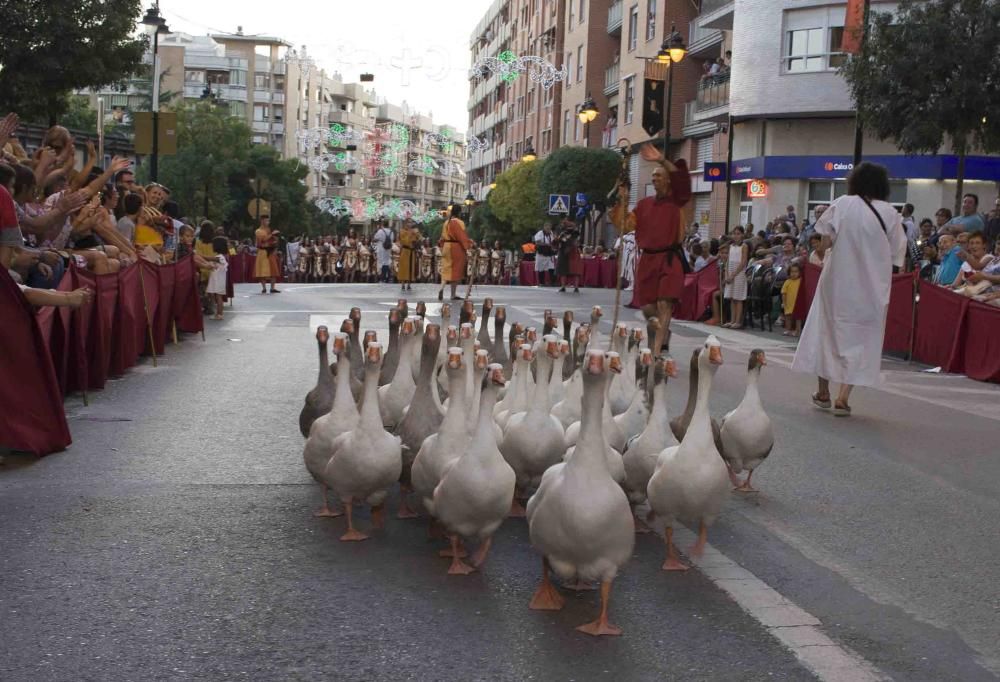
<box><xmin>438</xmin><ymin>205</ymin><xmax>471</xmax><ymax>301</ymax></box>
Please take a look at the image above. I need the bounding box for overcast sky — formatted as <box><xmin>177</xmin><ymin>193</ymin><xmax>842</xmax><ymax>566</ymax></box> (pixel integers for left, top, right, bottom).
<box><xmin>159</xmin><ymin>0</ymin><xmax>493</xmax><ymax>132</ymax></box>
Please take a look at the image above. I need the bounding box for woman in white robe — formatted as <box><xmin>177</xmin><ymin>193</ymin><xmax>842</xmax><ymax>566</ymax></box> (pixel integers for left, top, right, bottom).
<box><xmin>790</xmin><ymin>162</ymin><xmax>907</xmax><ymax>416</ymax></box>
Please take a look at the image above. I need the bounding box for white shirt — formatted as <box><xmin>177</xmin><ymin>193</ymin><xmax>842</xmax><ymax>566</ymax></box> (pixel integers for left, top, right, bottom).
<box><xmin>533</xmin><ymin>229</ymin><xmax>555</xmax><ymax>271</ymax></box>
<box><xmin>373</xmin><ymin>227</ymin><xmax>393</xmax><ymax>268</ymax></box>
<box><xmin>791</xmin><ymin>195</ymin><xmax>907</xmax><ymax>387</ymax></box>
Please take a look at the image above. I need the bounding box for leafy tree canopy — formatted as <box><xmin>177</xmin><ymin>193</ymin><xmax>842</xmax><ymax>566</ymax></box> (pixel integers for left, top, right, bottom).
<box><xmin>0</xmin><ymin>0</ymin><xmax>147</xmax><ymax>123</ymax></box>
<box><xmin>468</xmin><ymin>198</ymin><xmax>512</xmax><ymax>246</ymax></box>
<box><xmin>841</xmin><ymin>0</ymin><xmax>1000</xmax><ymax>209</ymax></box>
<box><xmin>488</xmin><ymin>160</ymin><xmax>546</xmax><ymax>244</ymax></box>
<box><xmin>538</xmin><ymin>146</ymin><xmax>622</xmax><ymax>208</ymax></box>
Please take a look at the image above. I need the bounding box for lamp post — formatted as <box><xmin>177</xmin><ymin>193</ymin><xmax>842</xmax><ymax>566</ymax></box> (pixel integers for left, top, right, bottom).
<box><xmin>141</xmin><ymin>2</ymin><xmax>170</xmax><ymax>182</ymax></box>
<box><xmin>464</xmin><ymin>191</ymin><xmax>476</xmax><ymax>207</ymax></box>
<box><xmin>577</xmin><ymin>93</ymin><xmax>599</xmax><ymax>148</ymax></box>
<box><xmin>521</xmin><ymin>145</ymin><xmax>537</xmax><ymax>162</ymax></box>
<box><xmin>656</xmin><ymin>25</ymin><xmax>687</xmax><ymax>157</ymax></box>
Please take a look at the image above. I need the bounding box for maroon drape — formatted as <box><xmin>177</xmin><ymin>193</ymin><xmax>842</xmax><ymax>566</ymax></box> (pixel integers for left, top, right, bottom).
<box><xmin>792</xmin><ymin>262</ymin><xmax>822</xmax><ymax>321</ymax></box>
<box><xmin>959</xmin><ymin>301</ymin><xmax>1000</xmax><ymax>382</ymax></box>
<box><xmin>33</xmin><ymin>270</ymin><xmax>74</xmax><ymax>397</ymax></box>
<box><xmin>66</xmin><ymin>266</ymin><xmax>93</xmax><ymax>394</ymax></box>
<box><xmin>883</xmin><ymin>273</ymin><xmax>915</xmax><ymax>354</ymax></box>
<box><xmin>674</xmin><ymin>261</ymin><xmax>720</xmax><ymax>321</ymax></box>
<box><xmin>519</xmin><ymin>261</ymin><xmax>538</xmax><ymax>286</ymax></box>
<box><xmin>173</xmin><ymin>255</ymin><xmax>204</xmax><ymax>335</ymax></box>
<box><xmin>139</xmin><ymin>260</ymin><xmax>161</xmax><ymax>356</ymax></box>
<box><xmin>582</xmin><ymin>258</ymin><xmax>602</xmax><ymax>287</ymax></box>
<box><xmin>91</xmin><ymin>273</ymin><xmax>118</xmax><ymax>385</ymax></box>
<box><xmin>117</xmin><ymin>264</ymin><xmax>144</xmax><ymax>370</ymax></box>
<box><xmin>913</xmin><ymin>284</ymin><xmax>967</xmax><ymax>370</ymax></box>
<box><xmin>0</xmin><ymin>268</ymin><xmax>73</xmax><ymax>455</ymax></box>
<box><xmin>599</xmin><ymin>259</ymin><xmax>617</xmax><ymax>288</ymax></box>
<box><xmin>155</xmin><ymin>262</ymin><xmax>175</xmax><ymax>354</ymax></box>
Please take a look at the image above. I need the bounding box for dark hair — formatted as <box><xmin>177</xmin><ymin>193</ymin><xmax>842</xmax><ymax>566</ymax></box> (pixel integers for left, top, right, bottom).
<box><xmin>0</xmin><ymin>163</ymin><xmax>14</xmax><ymax>188</ymax></box>
<box><xmin>99</xmin><ymin>183</ymin><xmax>116</xmax><ymax>204</ymax></box>
<box><xmin>788</xmin><ymin>262</ymin><xmax>802</xmax><ymax>275</ymax></box>
<box><xmin>919</xmin><ymin>218</ymin><xmax>933</xmax><ymax>228</ymax></box>
<box><xmin>12</xmin><ymin>163</ymin><xmax>36</xmax><ymax>197</ymax></box>
<box><xmin>123</xmin><ymin>192</ymin><xmax>143</xmax><ymax>215</ymax></box>
<box><xmin>967</xmin><ymin>232</ymin><xmax>986</xmax><ymax>244</ymax></box>
<box><xmin>936</xmin><ymin>207</ymin><xmax>953</xmax><ymax>220</ymax></box>
<box><xmin>904</xmin><ymin>203</ymin><xmax>914</xmax><ymax>214</ymax></box>
<box><xmin>783</xmin><ymin>236</ymin><xmax>796</xmax><ymax>246</ymax></box>
<box><xmin>450</xmin><ymin>204</ymin><xmax>463</xmax><ymax>219</ymax></box>
<box><xmin>709</xmin><ymin>238</ymin><xmax>719</xmax><ymax>256</ymax></box>
<box><xmin>199</xmin><ymin>220</ymin><xmax>215</xmax><ymax>244</ymax></box>
<box><xmin>809</xmin><ymin>233</ymin><xmax>822</xmax><ymax>244</ymax></box>
<box><xmin>212</xmin><ymin>236</ymin><xmax>228</xmax><ymax>255</ymax></box>
<box><xmin>114</xmin><ymin>169</ymin><xmax>134</xmax><ymax>183</ymax></box>
<box><xmin>691</xmin><ymin>242</ymin><xmax>704</xmax><ymax>257</ymax></box>
<box><xmin>847</xmin><ymin>161</ymin><xmax>890</xmax><ymax>200</ymax></box>
<box><xmin>963</xmin><ymin>193</ymin><xmax>979</xmax><ymax>207</ymax></box>
<box><xmin>731</xmin><ymin>225</ymin><xmax>745</xmax><ymax>236</ymax></box>
<box><xmin>162</xmin><ymin>200</ymin><xmax>181</xmax><ymax>220</ymax></box>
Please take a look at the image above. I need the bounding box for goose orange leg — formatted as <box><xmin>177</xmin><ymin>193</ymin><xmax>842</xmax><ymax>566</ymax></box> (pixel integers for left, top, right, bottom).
<box><xmin>529</xmin><ymin>559</ymin><xmax>565</xmax><ymax>611</ymax></box>
<box><xmin>313</xmin><ymin>483</ymin><xmax>343</xmax><ymax>518</ymax></box>
<box><xmin>576</xmin><ymin>581</ymin><xmax>623</xmax><ymax>637</ymax></box>
<box><xmin>470</xmin><ymin>536</ymin><xmax>493</xmax><ymax>568</ymax></box>
<box><xmin>509</xmin><ymin>492</ymin><xmax>526</xmax><ymax>518</ymax></box>
<box><xmin>662</xmin><ymin>526</ymin><xmax>689</xmax><ymax>571</ymax></box>
<box><xmin>339</xmin><ymin>497</ymin><xmax>369</xmax><ymax>542</ymax></box>
<box><xmin>689</xmin><ymin>519</ymin><xmax>708</xmax><ymax>559</ymax></box>
<box><xmin>438</xmin><ymin>537</ymin><xmax>468</xmax><ymax>558</ymax></box>
<box><xmin>397</xmin><ymin>483</ymin><xmax>419</xmax><ymax>519</ymax></box>
<box><xmin>371</xmin><ymin>503</ymin><xmax>386</xmax><ymax>529</ymax></box>
<box><xmin>633</xmin><ymin>509</ymin><xmax>652</xmax><ymax>534</ymax></box>
<box><xmin>735</xmin><ymin>470</ymin><xmax>758</xmax><ymax>493</ymax></box>
<box><xmin>446</xmin><ymin>535</ymin><xmax>476</xmax><ymax>575</ymax></box>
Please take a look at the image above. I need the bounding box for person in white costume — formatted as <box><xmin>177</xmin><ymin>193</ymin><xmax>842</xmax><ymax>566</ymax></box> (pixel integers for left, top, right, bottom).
<box><xmin>533</xmin><ymin>222</ymin><xmax>556</xmax><ymax>286</ymax></box>
<box><xmin>791</xmin><ymin>162</ymin><xmax>907</xmax><ymax>416</ymax></box>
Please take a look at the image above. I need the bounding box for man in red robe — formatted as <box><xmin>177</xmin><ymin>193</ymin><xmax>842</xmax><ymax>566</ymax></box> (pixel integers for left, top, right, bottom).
<box><xmin>437</xmin><ymin>205</ymin><xmax>471</xmax><ymax>301</ymax></box>
<box><xmin>612</xmin><ymin>143</ymin><xmax>691</xmax><ymax>356</ymax></box>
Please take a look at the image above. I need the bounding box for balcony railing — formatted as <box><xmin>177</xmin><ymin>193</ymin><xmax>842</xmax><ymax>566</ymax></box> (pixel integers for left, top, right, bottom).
<box><xmin>603</xmin><ymin>63</ymin><xmax>620</xmax><ymax>95</ymax></box>
<box><xmin>700</xmin><ymin>0</ymin><xmax>733</xmax><ymax>13</ymax></box>
<box><xmin>696</xmin><ymin>72</ymin><xmax>730</xmax><ymax>112</ymax></box>
<box><xmin>607</xmin><ymin>0</ymin><xmax>623</xmax><ymax>34</ymax></box>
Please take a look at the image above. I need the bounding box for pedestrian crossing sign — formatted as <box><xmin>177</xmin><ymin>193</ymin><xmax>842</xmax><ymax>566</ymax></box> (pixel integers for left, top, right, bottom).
<box><xmin>548</xmin><ymin>194</ymin><xmax>570</xmax><ymax>214</ymax></box>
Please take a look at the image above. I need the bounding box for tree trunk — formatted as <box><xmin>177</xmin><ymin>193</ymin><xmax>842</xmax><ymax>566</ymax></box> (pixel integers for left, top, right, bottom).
<box><xmin>954</xmin><ymin>138</ymin><xmax>967</xmax><ymax>217</ymax></box>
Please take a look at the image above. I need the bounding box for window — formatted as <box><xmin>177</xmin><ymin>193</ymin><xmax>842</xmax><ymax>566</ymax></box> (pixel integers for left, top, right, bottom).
<box><xmin>624</xmin><ymin>76</ymin><xmax>635</xmax><ymax>123</ymax></box>
<box><xmin>253</xmin><ymin>105</ymin><xmax>269</xmax><ymax>122</ymax></box>
<box><xmin>253</xmin><ymin>135</ymin><xmax>267</xmax><ymax>144</ymax></box>
<box><xmin>628</xmin><ymin>5</ymin><xmax>639</xmax><ymax>51</ymax></box>
<box><xmin>516</xmin><ymin>95</ymin><xmax>525</xmax><ymax>119</ymax></box>
<box><xmin>578</xmin><ymin>0</ymin><xmax>586</xmax><ymax>23</ymax></box>
<box><xmin>646</xmin><ymin>0</ymin><xmax>656</xmax><ymax>41</ymax></box>
<box><xmin>229</xmin><ymin>101</ymin><xmax>246</xmax><ymax>118</ymax></box>
<box><xmin>527</xmin><ymin>89</ymin><xmax>535</xmax><ymax>113</ymax></box>
<box><xmin>563</xmin><ymin>109</ymin><xmax>571</xmax><ymax>144</ymax></box>
<box><xmin>185</xmin><ymin>70</ymin><xmax>205</xmax><ymax>84</ymax></box>
<box><xmin>230</xmin><ymin>69</ymin><xmax>247</xmax><ymax>86</ymax></box>
<box><xmin>574</xmin><ymin>116</ymin><xmax>579</xmax><ymax>142</ymax></box>
<box><xmin>807</xmin><ymin>181</ymin><xmax>847</xmax><ymax>214</ymax></box>
<box><xmin>569</xmin><ymin>0</ymin><xmax>574</xmax><ymax>26</ymax></box>
<box><xmin>576</xmin><ymin>46</ymin><xmax>584</xmax><ymax>82</ymax></box>
<box><xmin>566</xmin><ymin>52</ymin><xmax>573</xmax><ymax>87</ymax></box>
<box><xmin>254</xmin><ymin>73</ymin><xmax>270</xmax><ymax>88</ymax></box>
<box><xmin>784</xmin><ymin>7</ymin><xmax>846</xmax><ymax>72</ymax></box>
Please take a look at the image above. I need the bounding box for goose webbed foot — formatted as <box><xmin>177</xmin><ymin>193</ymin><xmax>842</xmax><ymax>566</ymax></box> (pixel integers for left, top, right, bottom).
<box><xmin>575</xmin><ymin>581</ymin><xmax>622</xmax><ymax>637</ymax></box>
<box><xmin>529</xmin><ymin>560</ymin><xmax>565</xmax><ymax>611</ymax></box>
<box><xmin>687</xmin><ymin>519</ymin><xmax>708</xmax><ymax>559</ymax></box>
<box><xmin>438</xmin><ymin>537</ymin><xmax>468</xmax><ymax>558</ymax></box>
<box><xmin>446</xmin><ymin>536</ymin><xmax>476</xmax><ymax>575</ymax></box>
<box><xmin>470</xmin><ymin>536</ymin><xmax>493</xmax><ymax>568</ymax></box>
<box><xmin>339</xmin><ymin>501</ymin><xmax>370</xmax><ymax>542</ymax></box>
<box><xmin>662</xmin><ymin>526</ymin><xmax>690</xmax><ymax>572</ymax></box>
<box><xmin>508</xmin><ymin>498</ymin><xmax>527</xmax><ymax>518</ymax></box>
<box><xmin>370</xmin><ymin>503</ymin><xmax>386</xmax><ymax>529</ymax></box>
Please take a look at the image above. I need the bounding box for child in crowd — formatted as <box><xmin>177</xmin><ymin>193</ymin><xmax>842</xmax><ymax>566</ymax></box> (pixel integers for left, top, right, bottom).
<box><xmin>206</xmin><ymin>236</ymin><xmax>228</xmax><ymax>321</ymax></box>
<box><xmin>781</xmin><ymin>263</ymin><xmax>803</xmax><ymax>337</ymax></box>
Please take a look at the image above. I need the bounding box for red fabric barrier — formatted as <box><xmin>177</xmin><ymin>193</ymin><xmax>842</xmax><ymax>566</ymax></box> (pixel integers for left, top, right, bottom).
<box><xmin>959</xmin><ymin>301</ymin><xmax>1000</xmax><ymax>382</ymax></box>
<box><xmin>519</xmin><ymin>261</ymin><xmax>538</xmax><ymax>286</ymax></box>
<box><xmin>95</xmin><ymin>273</ymin><xmax>119</xmax><ymax>382</ymax></box>
<box><xmin>138</xmin><ymin>260</ymin><xmax>161</xmax><ymax>357</ymax></box>
<box><xmin>913</xmin><ymin>284</ymin><xmax>967</xmax><ymax>370</ymax></box>
<box><xmin>0</xmin><ymin>268</ymin><xmax>72</xmax><ymax>455</ymax></box>
<box><xmin>67</xmin><ymin>267</ymin><xmax>94</xmax><ymax>394</ymax></box>
<box><xmin>33</xmin><ymin>271</ymin><xmax>74</xmax><ymax>397</ymax></box>
<box><xmin>582</xmin><ymin>258</ymin><xmax>602</xmax><ymax>287</ymax></box>
<box><xmin>696</xmin><ymin>261</ymin><xmax>721</xmax><ymax>318</ymax></box>
<box><xmin>117</xmin><ymin>265</ymin><xmax>144</xmax><ymax>371</ymax></box>
<box><xmin>792</xmin><ymin>262</ymin><xmax>822</xmax><ymax>321</ymax></box>
<box><xmin>675</xmin><ymin>261</ymin><xmax>721</xmax><ymax>321</ymax></box>
<box><xmin>600</xmin><ymin>259</ymin><xmax>617</xmax><ymax>288</ymax></box>
<box><xmin>155</xmin><ymin>263</ymin><xmax>176</xmax><ymax>355</ymax></box>
<box><xmin>883</xmin><ymin>273</ymin><xmax>915</xmax><ymax>354</ymax></box>
<box><xmin>675</xmin><ymin>273</ymin><xmax>699</xmax><ymax>320</ymax></box>
<box><xmin>173</xmin><ymin>256</ymin><xmax>204</xmax><ymax>335</ymax></box>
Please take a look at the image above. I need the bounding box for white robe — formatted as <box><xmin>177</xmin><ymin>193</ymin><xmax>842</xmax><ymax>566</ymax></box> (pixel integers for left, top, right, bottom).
<box><xmin>534</xmin><ymin>230</ymin><xmax>555</xmax><ymax>272</ymax></box>
<box><xmin>791</xmin><ymin>195</ymin><xmax>906</xmax><ymax>388</ymax></box>
<box><xmin>374</xmin><ymin>228</ymin><xmax>393</xmax><ymax>269</ymax></box>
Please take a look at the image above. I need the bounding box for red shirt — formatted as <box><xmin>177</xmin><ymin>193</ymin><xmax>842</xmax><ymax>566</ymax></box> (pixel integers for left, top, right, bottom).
<box><xmin>632</xmin><ymin>159</ymin><xmax>691</xmax><ymax>250</ymax></box>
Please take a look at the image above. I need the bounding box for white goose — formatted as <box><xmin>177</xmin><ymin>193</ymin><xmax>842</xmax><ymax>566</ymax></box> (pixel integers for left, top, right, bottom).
<box><xmin>563</xmin><ymin>351</ymin><xmax>626</xmax><ymax>485</ymax></box>
<box><xmin>435</xmin><ymin>304</ymin><xmax>453</xmax><ymax>398</ymax></box>
<box><xmin>494</xmin><ymin>341</ymin><xmax>530</xmax><ymax>430</ymax></box>
<box><xmin>396</xmin><ymin>324</ymin><xmax>444</xmax><ymax>518</ymax></box>
<box><xmin>466</xmin><ymin>348</ymin><xmax>496</xmax><ymax>438</ymax></box>
<box><xmin>647</xmin><ymin>335</ymin><xmax>730</xmax><ymax>570</ymax></box>
<box><xmin>564</xmin><ymin>350</ymin><xmax>627</xmax><ymax>455</ymax></box>
<box><xmin>552</xmin><ymin>325</ymin><xmax>592</xmax><ymax>429</ymax></box>
<box><xmin>299</xmin><ymin>326</ymin><xmax>335</xmax><ymax>438</ymax></box>
<box><xmin>607</xmin><ymin>323</ymin><xmax>633</xmax><ymax>416</ymax></box>
<box><xmin>501</xmin><ymin>336</ymin><xmax>567</xmax><ymax>513</ymax></box>
<box><xmin>588</xmin><ymin>305</ymin><xmax>604</xmax><ymax>349</ymax></box>
<box><xmin>547</xmin><ymin>339</ymin><xmax>571</xmax><ymax>409</ymax></box>
<box><xmin>408</xmin><ymin>304</ymin><xmax>426</xmax><ymax>382</ymax></box>
<box><xmin>622</xmin><ymin>356</ymin><xmax>678</xmax><ymax>524</ymax></box>
<box><xmin>525</xmin><ymin>349</ymin><xmax>634</xmax><ymax>636</ymax></box>
<box><xmin>378</xmin><ymin>308</ymin><xmax>402</xmax><ymax>386</ymax></box>
<box><xmin>322</xmin><ymin>342</ymin><xmax>402</xmax><ymax>542</ymax></box>
<box><xmin>433</xmin><ymin>363</ymin><xmax>515</xmax><ymax>575</ymax></box>
<box><xmin>302</xmin><ymin>332</ymin><xmax>358</xmax><ymax>517</ymax></box>
<box><xmin>719</xmin><ymin>349</ymin><xmax>773</xmax><ymax>493</ymax></box>
<box><xmin>614</xmin><ymin>348</ymin><xmax>654</xmax><ymax>444</ymax></box>
<box><xmin>411</xmin><ymin>347</ymin><xmax>470</xmax><ymax>514</ymax></box>
<box><xmin>377</xmin><ymin>318</ymin><xmax>417</xmax><ymax>429</ymax></box>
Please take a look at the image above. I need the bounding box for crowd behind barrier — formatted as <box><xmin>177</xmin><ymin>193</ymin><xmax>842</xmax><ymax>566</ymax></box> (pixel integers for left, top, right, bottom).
<box><xmin>1</xmin><ymin>256</ymin><xmax>204</xmax><ymax>456</ymax></box>
<box><xmin>519</xmin><ymin>257</ymin><xmax>618</xmax><ymax>289</ymax></box>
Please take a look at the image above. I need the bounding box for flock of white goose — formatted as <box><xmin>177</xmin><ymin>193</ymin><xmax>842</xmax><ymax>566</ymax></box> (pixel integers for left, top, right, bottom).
<box><xmin>300</xmin><ymin>298</ymin><xmax>774</xmax><ymax>636</ymax></box>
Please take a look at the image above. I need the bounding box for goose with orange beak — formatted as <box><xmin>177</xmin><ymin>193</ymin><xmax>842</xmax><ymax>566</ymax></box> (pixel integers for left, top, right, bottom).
<box><xmin>720</xmin><ymin>349</ymin><xmax>773</xmax><ymax>493</ymax></box>
<box><xmin>647</xmin><ymin>335</ymin><xmax>729</xmax><ymax>570</ymax></box>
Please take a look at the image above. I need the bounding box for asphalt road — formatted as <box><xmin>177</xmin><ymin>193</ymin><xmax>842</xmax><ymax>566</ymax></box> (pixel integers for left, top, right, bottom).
<box><xmin>2</xmin><ymin>282</ymin><xmax>998</xmax><ymax>682</ymax></box>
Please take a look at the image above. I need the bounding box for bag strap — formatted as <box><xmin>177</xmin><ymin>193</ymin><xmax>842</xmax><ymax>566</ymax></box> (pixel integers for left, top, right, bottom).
<box><xmin>860</xmin><ymin>197</ymin><xmax>888</xmax><ymax>237</ymax></box>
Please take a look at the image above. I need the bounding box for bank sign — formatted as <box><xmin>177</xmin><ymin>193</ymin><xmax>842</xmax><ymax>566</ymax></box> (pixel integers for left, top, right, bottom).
<box><xmin>729</xmin><ymin>155</ymin><xmax>1000</xmax><ymax>181</ymax></box>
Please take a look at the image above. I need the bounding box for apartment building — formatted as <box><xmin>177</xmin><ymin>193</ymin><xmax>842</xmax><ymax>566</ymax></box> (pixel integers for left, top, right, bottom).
<box><xmin>728</xmin><ymin>0</ymin><xmax>997</xmax><ymax>228</ymax></box>
<box><xmin>561</xmin><ymin>0</ymin><xmax>617</xmax><ymax>149</ymax></box>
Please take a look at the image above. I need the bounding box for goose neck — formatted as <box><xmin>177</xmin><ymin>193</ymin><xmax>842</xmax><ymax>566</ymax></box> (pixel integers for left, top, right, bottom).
<box><xmin>575</xmin><ymin>374</ymin><xmax>607</xmax><ymax>460</ymax></box>
<box><xmin>532</xmin><ymin>354</ymin><xmax>552</xmax><ymax>408</ymax></box>
<box><xmin>475</xmin><ymin>383</ymin><xmax>500</xmax><ymax>441</ymax></box>
<box><xmin>691</xmin><ymin>359</ymin><xmax>714</xmax><ymax>430</ymax></box>
<box><xmin>743</xmin><ymin>369</ymin><xmax>762</xmax><ymax>407</ymax></box>
<box><xmin>334</xmin><ymin>353</ymin><xmax>353</xmax><ymax>403</ymax></box>
<box><xmin>317</xmin><ymin>342</ymin><xmax>333</xmax><ymax>389</ymax></box>
<box><xmin>359</xmin><ymin>365</ymin><xmax>382</xmax><ymax>426</ymax></box>
<box><xmin>442</xmin><ymin>369</ymin><xmax>468</xmax><ymax>430</ymax></box>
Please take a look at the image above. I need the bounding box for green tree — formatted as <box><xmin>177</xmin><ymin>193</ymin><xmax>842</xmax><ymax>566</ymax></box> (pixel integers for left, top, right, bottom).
<box><xmin>841</xmin><ymin>0</ymin><xmax>1000</xmax><ymax>213</ymax></box>
<box><xmin>155</xmin><ymin>101</ymin><xmax>252</xmax><ymax>223</ymax></box>
<box><xmin>489</xmin><ymin>160</ymin><xmax>546</xmax><ymax>245</ymax></box>
<box><xmin>538</xmin><ymin>146</ymin><xmax>622</xmax><ymax>244</ymax></box>
<box><xmin>468</xmin><ymin>198</ymin><xmax>512</xmax><ymax>245</ymax></box>
<box><xmin>0</xmin><ymin>0</ymin><xmax>147</xmax><ymax>124</ymax></box>
<box><xmin>226</xmin><ymin>145</ymin><xmax>313</xmax><ymax>233</ymax></box>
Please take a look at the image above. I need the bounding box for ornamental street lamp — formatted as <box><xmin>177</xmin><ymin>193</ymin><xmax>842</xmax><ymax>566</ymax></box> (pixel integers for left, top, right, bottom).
<box><xmin>660</xmin><ymin>25</ymin><xmax>686</xmax><ymax>156</ymax></box>
<box><xmin>464</xmin><ymin>192</ymin><xmax>476</xmax><ymax>207</ymax></box>
<box><xmin>521</xmin><ymin>145</ymin><xmax>537</xmax><ymax>162</ymax></box>
<box><xmin>577</xmin><ymin>94</ymin><xmax>599</xmax><ymax>148</ymax></box>
<box><xmin>141</xmin><ymin>2</ymin><xmax>170</xmax><ymax>182</ymax></box>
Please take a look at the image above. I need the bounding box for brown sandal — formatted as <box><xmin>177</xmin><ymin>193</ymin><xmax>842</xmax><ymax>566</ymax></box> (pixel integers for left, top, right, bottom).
<box><xmin>812</xmin><ymin>393</ymin><xmax>832</xmax><ymax>409</ymax></box>
<box><xmin>833</xmin><ymin>401</ymin><xmax>852</xmax><ymax>417</ymax></box>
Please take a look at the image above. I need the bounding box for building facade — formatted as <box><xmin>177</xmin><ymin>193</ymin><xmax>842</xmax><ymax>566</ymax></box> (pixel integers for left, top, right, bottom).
<box><xmin>728</xmin><ymin>0</ymin><xmax>998</xmax><ymax>230</ymax></box>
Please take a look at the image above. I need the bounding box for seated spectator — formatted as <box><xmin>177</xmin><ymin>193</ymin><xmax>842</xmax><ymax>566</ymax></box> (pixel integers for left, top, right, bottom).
<box><xmin>943</xmin><ymin>193</ymin><xmax>985</xmax><ymax>234</ymax></box>
<box><xmin>919</xmin><ymin>243</ymin><xmax>939</xmax><ymax>282</ymax></box>
<box><xmin>934</xmin><ymin>234</ymin><xmax>962</xmax><ymax>285</ymax></box>
<box><xmin>808</xmin><ymin>233</ymin><xmax>828</xmax><ymax>267</ymax></box>
<box><xmin>116</xmin><ymin>192</ymin><xmax>142</xmax><ymax>243</ymax></box>
<box><xmin>931</xmin><ymin>207</ymin><xmax>953</xmax><ymax>243</ymax></box>
<box><xmin>985</xmin><ymin>197</ymin><xmax>1000</xmax><ymax>250</ymax></box>
<box><xmin>952</xmin><ymin>232</ymin><xmax>994</xmax><ymax>287</ymax></box>
<box><xmin>691</xmin><ymin>241</ymin><xmax>709</xmax><ymax>272</ymax></box>
<box><xmin>798</xmin><ymin>204</ymin><xmax>827</xmax><ymax>248</ymax></box>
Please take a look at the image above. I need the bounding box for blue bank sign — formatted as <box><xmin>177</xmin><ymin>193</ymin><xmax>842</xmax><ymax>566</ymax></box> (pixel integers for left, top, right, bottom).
<box><xmin>729</xmin><ymin>155</ymin><xmax>1000</xmax><ymax>182</ymax></box>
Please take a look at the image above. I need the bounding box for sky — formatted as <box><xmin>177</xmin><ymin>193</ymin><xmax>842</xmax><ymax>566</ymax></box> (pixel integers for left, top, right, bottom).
<box><xmin>159</xmin><ymin>0</ymin><xmax>494</xmax><ymax>133</ymax></box>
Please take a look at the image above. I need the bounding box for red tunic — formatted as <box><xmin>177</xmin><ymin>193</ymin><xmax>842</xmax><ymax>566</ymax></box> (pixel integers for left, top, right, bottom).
<box><xmin>631</xmin><ymin>159</ymin><xmax>692</xmax><ymax>307</ymax></box>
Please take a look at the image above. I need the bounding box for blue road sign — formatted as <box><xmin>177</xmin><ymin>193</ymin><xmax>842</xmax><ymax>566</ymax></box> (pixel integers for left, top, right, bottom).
<box><xmin>548</xmin><ymin>194</ymin><xmax>570</xmax><ymax>214</ymax></box>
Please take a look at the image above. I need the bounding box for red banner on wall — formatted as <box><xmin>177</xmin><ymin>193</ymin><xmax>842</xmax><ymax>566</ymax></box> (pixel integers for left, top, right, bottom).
<box><xmin>841</xmin><ymin>0</ymin><xmax>867</xmax><ymax>54</ymax></box>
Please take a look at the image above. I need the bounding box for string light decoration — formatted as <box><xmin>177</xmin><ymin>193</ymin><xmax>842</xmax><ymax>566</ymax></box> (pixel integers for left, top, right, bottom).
<box><xmin>471</xmin><ymin>51</ymin><xmax>566</xmax><ymax>90</ymax></box>
<box><xmin>466</xmin><ymin>133</ymin><xmax>491</xmax><ymax>153</ymax></box>
<box><xmin>315</xmin><ymin>195</ymin><xmax>442</xmax><ymax>224</ymax></box>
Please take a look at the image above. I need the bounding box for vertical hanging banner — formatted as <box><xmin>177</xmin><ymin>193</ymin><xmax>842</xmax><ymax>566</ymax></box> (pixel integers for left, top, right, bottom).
<box><xmin>841</xmin><ymin>0</ymin><xmax>867</xmax><ymax>54</ymax></box>
<box><xmin>641</xmin><ymin>61</ymin><xmax>668</xmax><ymax>138</ymax></box>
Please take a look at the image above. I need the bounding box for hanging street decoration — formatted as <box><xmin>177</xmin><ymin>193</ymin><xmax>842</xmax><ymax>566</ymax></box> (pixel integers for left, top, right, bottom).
<box><xmin>314</xmin><ymin>195</ymin><xmax>443</xmax><ymax>224</ymax></box>
<box><xmin>470</xmin><ymin>51</ymin><xmax>566</xmax><ymax>90</ymax></box>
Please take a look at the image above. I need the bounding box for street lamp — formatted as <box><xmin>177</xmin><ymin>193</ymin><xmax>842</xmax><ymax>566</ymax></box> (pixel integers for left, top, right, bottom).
<box><xmin>577</xmin><ymin>94</ymin><xmax>599</xmax><ymax>148</ymax></box>
<box><xmin>660</xmin><ymin>25</ymin><xmax>686</xmax><ymax>155</ymax></box>
<box><xmin>521</xmin><ymin>145</ymin><xmax>537</xmax><ymax>162</ymax></box>
<box><xmin>142</xmin><ymin>2</ymin><xmax>170</xmax><ymax>182</ymax></box>
<box><xmin>464</xmin><ymin>192</ymin><xmax>476</xmax><ymax>207</ymax></box>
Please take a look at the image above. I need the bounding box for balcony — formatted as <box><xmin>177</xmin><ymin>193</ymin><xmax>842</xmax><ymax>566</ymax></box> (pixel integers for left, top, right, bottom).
<box><xmin>699</xmin><ymin>0</ymin><xmax>734</xmax><ymax>30</ymax></box>
<box><xmin>252</xmin><ymin>120</ymin><xmax>270</xmax><ymax>133</ymax></box>
<box><xmin>607</xmin><ymin>0</ymin><xmax>623</xmax><ymax>34</ymax></box>
<box><xmin>272</xmin><ymin>92</ymin><xmax>285</xmax><ymax>105</ymax></box>
<box><xmin>696</xmin><ymin>72</ymin><xmax>729</xmax><ymax>112</ymax></box>
<box><xmin>688</xmin><ymin>24</ymin><xmax>724</xmax><ymax>58</ymax></box>
<box><xmin>603</xmin><ymin>63</ymin><xmax>620</xmax><ymax>96</ymax></box>
<box><xmin>253</xmin><ymin>90</ymin><xmax>272</xmax><ymax>103</ymax></box>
